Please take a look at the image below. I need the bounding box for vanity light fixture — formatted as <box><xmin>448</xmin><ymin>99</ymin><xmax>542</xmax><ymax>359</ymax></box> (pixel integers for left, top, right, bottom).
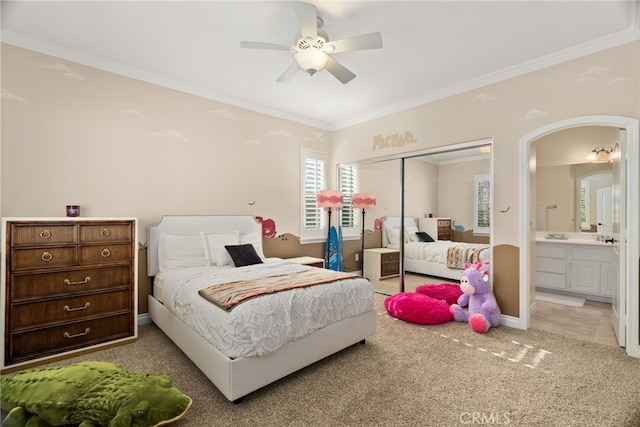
<box><xmin>586</xmin><ymin>147</ymin><xmax>612</xmax><ymax>163</ymax></box>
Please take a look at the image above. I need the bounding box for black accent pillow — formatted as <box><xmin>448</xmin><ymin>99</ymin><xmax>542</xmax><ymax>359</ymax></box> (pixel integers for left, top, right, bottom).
<box><xmin>225</xmin><ymin>244</ymin><xmax>264</xmax><ymax>267</ymax></box>
<box><xmin>415</xmin><ymin>231</ymin><xmax>435</xmax><ymax>242</ymax></box>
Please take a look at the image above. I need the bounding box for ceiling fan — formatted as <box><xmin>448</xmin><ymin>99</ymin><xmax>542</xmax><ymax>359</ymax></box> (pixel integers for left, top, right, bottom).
<box><xmin>240</xmin><ymin>2</ymin><xmax>383</xmax><ymax>84</ymax></box>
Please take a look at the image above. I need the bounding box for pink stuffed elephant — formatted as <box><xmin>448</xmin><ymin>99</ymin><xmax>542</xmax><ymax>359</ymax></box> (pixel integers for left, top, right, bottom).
<box><xmin>450</xmin><ymin>261</ymin><xmax>501</xmax><ymax>333</ymax></box>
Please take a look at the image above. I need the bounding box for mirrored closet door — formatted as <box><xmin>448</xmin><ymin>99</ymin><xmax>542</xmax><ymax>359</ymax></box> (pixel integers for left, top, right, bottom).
<box><xmin>344</xmin><ymin>141</ymin><xmax>493</xmax><ymax>296</ymax></box>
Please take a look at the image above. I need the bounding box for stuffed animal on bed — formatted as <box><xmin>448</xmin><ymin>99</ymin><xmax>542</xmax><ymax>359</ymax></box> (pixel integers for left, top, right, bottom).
<box><xmin>1</xmin><ymin>361</ymin><xmax>192</xmax><ymax>427</ymax></box>
<box><xmin>449</xmin><ymin>260</ymin><xmax>501</xmax><ymax>333</ymax></box>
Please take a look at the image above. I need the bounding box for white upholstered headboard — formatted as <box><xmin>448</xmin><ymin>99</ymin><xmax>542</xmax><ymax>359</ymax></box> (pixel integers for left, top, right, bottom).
<box><xmin>381</xmin><ymin>216</ymin><xmax>418</xmax><ymax>247</ymax></box>
<box><xmin>147</xmin><ymin>215</ymin><xmax>262</xmax><ymax>276</ymax></box>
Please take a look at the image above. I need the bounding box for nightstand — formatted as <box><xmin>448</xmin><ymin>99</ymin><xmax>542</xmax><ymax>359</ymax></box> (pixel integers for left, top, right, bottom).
<box><xmin>363</xmin><ymin>248</ymin><xmax>399</xmax><ymax>281</ymax></box>
<box><xmin>286</xmin><ymin>256</ymin><xmax>324</xmax><ymax>268</ymax></box>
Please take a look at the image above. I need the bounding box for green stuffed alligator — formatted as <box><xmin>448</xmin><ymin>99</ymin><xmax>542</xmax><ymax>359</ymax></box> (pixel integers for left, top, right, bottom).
<box><xmin>1</xmin><ymin>361</ymin><xmax>192</xmax><ymax>427</ymax></box>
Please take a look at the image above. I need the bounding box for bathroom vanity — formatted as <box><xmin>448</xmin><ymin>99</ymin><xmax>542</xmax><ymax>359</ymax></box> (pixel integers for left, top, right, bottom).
<box><xmin>535</xmin><ymin>233</ymin><xmax>615</xmax><ymax>302</ymax></box>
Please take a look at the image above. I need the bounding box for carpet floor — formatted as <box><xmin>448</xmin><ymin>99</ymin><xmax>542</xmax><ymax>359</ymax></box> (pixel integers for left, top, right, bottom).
<box><xmin>4</xmin><ymin>293</ymin><xmax>640</xmax><ymax>426</ymax></box>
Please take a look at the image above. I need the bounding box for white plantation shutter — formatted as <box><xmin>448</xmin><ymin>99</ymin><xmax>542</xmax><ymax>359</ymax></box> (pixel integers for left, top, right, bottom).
<box><xmin>474</xmin><ymin>174</ymin><xmax>491</xmax><ymax>235</ymax></box>
<box><xmin>339</xmin><ymin>165</ymin><xmax>358</xmax><ymax>229</ymax></box>
<box><xmin>301</xmin><ymin>149</ymin><xmax>327</xmax><ymax>240</ymax></box>
<box><xmin>580</xmin><ymin>180</ymin><xmax>591</xmax><ymax>230</ymax></box>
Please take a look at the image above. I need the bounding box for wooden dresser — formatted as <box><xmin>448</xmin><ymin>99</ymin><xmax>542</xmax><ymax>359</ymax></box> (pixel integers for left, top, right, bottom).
<box><xmin>418</xmin><ymin>217</ymin><xmax>452</xmax><ymax>241</ymax></box>
<box><xmin>1</xmin><ymin>218</ymin><xmax>137</xmax><ymax>372</ymax></box>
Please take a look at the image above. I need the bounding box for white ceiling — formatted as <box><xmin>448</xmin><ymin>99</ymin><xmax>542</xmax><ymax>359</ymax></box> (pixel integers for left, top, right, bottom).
<box><xmin>2</xmin><ymin>1</ymin><xmax>639</xmax><ymax>130</ymax></box>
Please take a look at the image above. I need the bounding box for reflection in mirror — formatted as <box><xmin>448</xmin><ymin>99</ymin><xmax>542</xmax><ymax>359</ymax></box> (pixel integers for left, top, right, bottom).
<box><xmin>534</xmin><ymin>126</ymin><xmax>616</xmax><ymax>234</ymax></box>
<box><xmin>577</xmin><ymin>172</ymin><xmax>613</xmax><ymax>233</ymax></box>
<box><xmin>342</xmin><ymin>159</ymin><xmax>402</xmax><ymax>295</ymax></box>
<box><xmin>344</xmin><ymin>143</ymin><xmax>492</xmax><ymax>296</ymax></box>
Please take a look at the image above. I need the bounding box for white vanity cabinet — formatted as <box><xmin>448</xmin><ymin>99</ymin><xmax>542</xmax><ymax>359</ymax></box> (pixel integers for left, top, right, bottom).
<box><xmin>535</xmin><ymin>243</ymin><xmax>568</xmax><ymax>290</ymax></box>
<box><xmin>570</xmin><ymin>246</ymin><xmax>614</xmax><ymax>297</ymax></box>
<box><xmin>535</xmin><ymin>241</ymin><xmax>614</xmax><ymax>300</ymax></box>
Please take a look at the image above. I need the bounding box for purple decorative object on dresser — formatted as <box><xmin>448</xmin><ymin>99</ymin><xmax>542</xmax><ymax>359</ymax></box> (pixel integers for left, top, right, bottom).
<box><xmin>66</xmin><ymin>205</ymin><xmax>80</xmax><ymax>217</ymax></box>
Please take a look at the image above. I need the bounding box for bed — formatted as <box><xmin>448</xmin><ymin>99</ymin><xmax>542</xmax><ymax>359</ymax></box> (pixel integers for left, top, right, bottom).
<box><xmin>382</xmin><ymin>216</ymin><xmax>490</xmax><ymax>281</ymax></box>
<box><xmin>146</xmin><ymin>215</ymin><xmax>376</xmax><ymax>402</ymax></box>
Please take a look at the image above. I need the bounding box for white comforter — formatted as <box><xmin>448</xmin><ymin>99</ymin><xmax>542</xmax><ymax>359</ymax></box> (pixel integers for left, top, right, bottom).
<box><xmin>404</xmin><ymin>241</ymin><xmax>454</xmax><ymax>263</ymax></box>
<box><xmin>154</xmin><ymin>259</ymin><xmax>374</xmax><ymax>359</ymax></box>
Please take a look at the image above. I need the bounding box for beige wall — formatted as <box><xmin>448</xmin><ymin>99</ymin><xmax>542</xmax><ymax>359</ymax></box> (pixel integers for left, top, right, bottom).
<box><xmin>2</xmin><ymin>41</ymin><xmax>639</xmax><ymax>319</ymax></box>
<box><xmin>330</xmin><ymin>40</ymin><xmax>639</xmax><ymax>316</ymax></box>
<box><xmin>437</xmin><ymin>158</ymin><xmax>490</xmax><ymax>230</ymax></box>
<box><xmin>330</xmin><ymin>41</ymin><xmax>639</xmax><ymax>244</ymax></box>
<box><xmin>0</xmin><ymin>44</ymin><xmax>330</xmax><ymax>240</ymax></box>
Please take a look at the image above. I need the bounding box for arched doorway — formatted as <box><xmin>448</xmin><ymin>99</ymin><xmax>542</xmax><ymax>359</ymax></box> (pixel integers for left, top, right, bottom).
<box><xmin>519</xmin><ymin>115</ymin><xmax>639</xmax><ymax>358</ymax></box>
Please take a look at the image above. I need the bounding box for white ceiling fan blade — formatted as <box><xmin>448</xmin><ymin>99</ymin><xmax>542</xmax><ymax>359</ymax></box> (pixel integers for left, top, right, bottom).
<box><xmin>240</xmin><ymin>41</ymin><xmax>292</xmax><ymax>51</ymax></box>
<box><xmin>324</xmin><ymin>57</ymin><xmax>356</xmax><ymax>84</ymax></box>
<box><xmin>328</xmin><ymin>32</ymin><xmax>383</xmax><ymax>53</ymax></box>
<box><xmin>293</xmin><ymin>2</ymin><xmax>317</xmax><ymax>40</ymax></box>
<box><xmin>276</xmin><ymin>62</ymin><xmax>300</xmax><ymax>83</ymax></box>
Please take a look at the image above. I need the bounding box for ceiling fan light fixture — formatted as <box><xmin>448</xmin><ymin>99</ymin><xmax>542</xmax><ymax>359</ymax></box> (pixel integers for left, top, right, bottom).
<box><xmin>294</xmin><ymin>47</ymin><xmax>329</xmax><ymax>75</ymax></box>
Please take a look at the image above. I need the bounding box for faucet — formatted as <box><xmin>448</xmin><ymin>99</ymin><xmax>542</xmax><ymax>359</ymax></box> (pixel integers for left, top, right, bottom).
<box><xmin>605</xmin><ymin>237</ymin><xmax>615</xmax><ymax>244</ymax></box>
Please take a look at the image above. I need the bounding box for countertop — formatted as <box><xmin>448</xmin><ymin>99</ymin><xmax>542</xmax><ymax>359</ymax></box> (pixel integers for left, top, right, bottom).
<box><xmin>535</xmin><ymin>236</ymin><xmax>617</xmax><ymax>247</ymax></box>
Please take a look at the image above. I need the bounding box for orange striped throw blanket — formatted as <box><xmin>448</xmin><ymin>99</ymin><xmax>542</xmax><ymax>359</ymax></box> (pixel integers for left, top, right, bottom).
<box><xmin>446</xmin><ymin>244</ymin><xmax>490</xmax><ymax>269</ymax></box>
<box><xmin>199</xmin><ymin>268</ymin><xmax>359</xmax><ymax>311</ymax></box>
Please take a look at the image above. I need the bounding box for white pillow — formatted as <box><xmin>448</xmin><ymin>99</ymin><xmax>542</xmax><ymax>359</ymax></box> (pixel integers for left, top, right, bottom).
<box><xmin>201</xmin><ymin>231</ymin><xmax>240</xmax><ymax>266</ymax></box>
<box><xmin>386</xmin><ymin>226</ymin><xmax>401</xmax><ymax>245</ymax></box>
<box><xmin>405</xmin><ymin>225</ymin><xmax>420</xmax><ymax>242</ymax></box>
<box><xmin>158</xmin><ymin>233</ymin><xmax>208</xmax><ymax>272</ymax></box>
<box><xmin>239</xmin><ymin>230</ymin><xmax>265</xmax><ymax>259</ymax></box>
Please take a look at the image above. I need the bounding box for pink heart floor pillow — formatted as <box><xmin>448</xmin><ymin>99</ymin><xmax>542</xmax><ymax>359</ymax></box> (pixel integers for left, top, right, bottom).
<box><xmin>384</xmin><ymin>292</ymin><xmax>453</xmax><ymax>325</ymax></box>
<box><xmin>415</xmin><ymin>283</ymin><xmax>463</xmax><ymax>305</ymax></box>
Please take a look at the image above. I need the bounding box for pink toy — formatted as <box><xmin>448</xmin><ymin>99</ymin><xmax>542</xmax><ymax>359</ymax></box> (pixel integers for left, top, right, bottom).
<box><xmin>449</xmin><ymin>260</ymin><xmax>501</xmax><ymax>333</ymax></box>
<box><xmin>384</xmin><ymin>292</ymin><xmax>453</xmax><ymax>325</ymax></box>
<box><xmin>415</xmin><ymin>283</ymin><xmax>463</xmax><ymax>305</ymax></box>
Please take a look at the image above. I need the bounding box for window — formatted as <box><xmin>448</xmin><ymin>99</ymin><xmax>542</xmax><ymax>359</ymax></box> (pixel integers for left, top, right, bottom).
<box><xmin>474</xmin><ymin>174</ymin><xmax>491</xmax><ymax>235</ymax></box>
<box><xmin>301</xmin><ymin>149</ymin><xmax>327</xmax><ymax>241</ymax></box>
<box><xmin>339</xmin><ymin>164</ymin><xmax>358</xmax><ymax>230</ymax></box>
<box><xmin>579</xmin><ymin>180</ymin><xmax>591</xmax><ymax>230</ymax></box>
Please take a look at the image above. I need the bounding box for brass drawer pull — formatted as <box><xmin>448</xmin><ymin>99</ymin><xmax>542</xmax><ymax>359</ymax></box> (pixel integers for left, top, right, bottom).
<box><xmin>101</xmin><ymin>248</ymin><xmax>111</xmax><ymax>258</ymax></box>
<box><xmin>63</xmin><ymin>276</ymin><xmax>91</xmax><ymax>286</ymax></box>
<box><xmin>63</xmin><ymin>302</ymin><xmax>90</xmax><ymax>312</ymax></box>
<box><xmin>41</xmin><ymin>252</ymin><xmax>53</xmax><ymax>262</ymax></box>
<box><xmin>64</xmin><ymin>328</ymin><xmax>90</xmax><ymax>339</ymax></box>
<box><xmin>39</xmin><ymin>229</ymin><xmax>52</xmax><ymax>239</ymax></box>
<box><xmin>101</xmin><ymin>228</ymin><xmax>111</xmax><ymax>237</ymax></box>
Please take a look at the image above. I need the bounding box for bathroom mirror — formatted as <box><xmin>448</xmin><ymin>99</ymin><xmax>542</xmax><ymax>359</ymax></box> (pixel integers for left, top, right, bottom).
<box><xmin>534</xmin><ymin>126</ymin><xmax>617</xmax><ymax>234</ymax></box>
<box><xmin>576</xmin><ymin>171</ymin><xmax>613</xmax><ymax>233</ymax></box>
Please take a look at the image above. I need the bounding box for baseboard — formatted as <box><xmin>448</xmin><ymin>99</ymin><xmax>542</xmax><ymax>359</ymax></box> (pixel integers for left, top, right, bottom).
<box><xmin>138</xmin><ymin>313</ymin><xmax>151</xmax><ymax>325</ymax></box>
<box><xmin>500</xmin><ymin>314</ymin><xmax>523</xmax><ymax>330</ymax></box>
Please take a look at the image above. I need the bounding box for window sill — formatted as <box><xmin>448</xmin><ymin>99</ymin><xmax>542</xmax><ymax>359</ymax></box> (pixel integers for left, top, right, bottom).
<box><xmin>300</xmin><ymin>234</ymin><xmax>361</xmax><ymax>245</ymax></box>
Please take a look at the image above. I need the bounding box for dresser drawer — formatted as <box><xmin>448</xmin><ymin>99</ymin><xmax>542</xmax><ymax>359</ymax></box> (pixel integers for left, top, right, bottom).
<box><xmin>7</xmin><ymin>313</ymin><xmax>133</xmax><ymax>364</ymax></box>
<box><xmin>10</xmin><ymin>290</ymin><xmax>132</xmax><ymax>329</ymax></box>
<box><xmin>381</xmin><ymin>261</ymin><xmax>399</xmax><ymax>276</ymax></box>
<box><xmin>79</xmin><ymin>223</ymin><xmax>132</xmax><ymax>243</ymax></box>
<box><xmin>380</xmin><ymin>252</ymin><xmax>399</xmax><ymax>263</ymax></box>
<box><xmin>78</xmin><ymin>244</ymin><xmax>132</xmax><ymax>265</ymax></box>
<box><xmin>11</xmin><ymin>247</ymin><xmax>77</xmax><ymax>271</ymax></box>
<box><xmin>10</xmin><ymin>224</ymin><xmax>76</xmax><ymax>247</ymax></box>
<box><xmin>10</xmin><ymin>266</ymin><xmax>132</xmax><ymax>301</ymax></box>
